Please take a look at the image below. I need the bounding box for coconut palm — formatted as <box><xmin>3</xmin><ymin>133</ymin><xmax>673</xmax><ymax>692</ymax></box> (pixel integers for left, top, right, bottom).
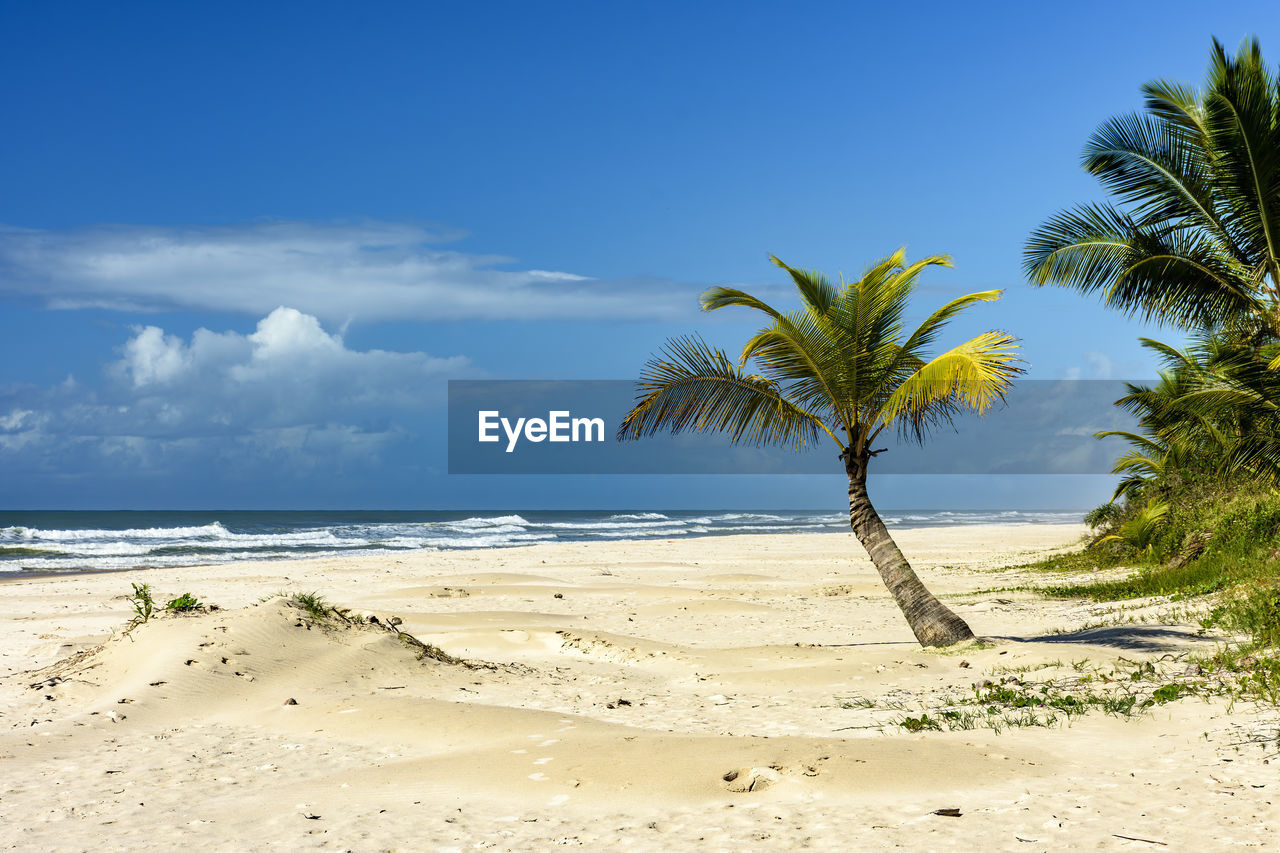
<box><xmin>1024</xmin><ymin>37</ymin><xmax>1280</xmax><ymax>342</ymax></box>
<box><xmin>618</xmin><ymin>250</ymin><xmax>1022</xmax><ymax>647</ymax></box>
<box><xmin>1099</xmin><ymin>335</ymin><xmax>1280</xmax><ymax>494</ymax></box>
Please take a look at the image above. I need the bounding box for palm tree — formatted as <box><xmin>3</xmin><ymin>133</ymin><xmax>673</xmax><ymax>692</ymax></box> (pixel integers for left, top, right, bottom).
<box><xmin>617</xmin><ymin>250</ymin><xmax>1022</xmax><ymax>647</ymax></box>
<box><xmin>1098</xmin><ymin>335</ymin><xmax>1280</xmax><ymax>496</ymax></box>
<box><xmin>1024</xmin><ymin>37</ymin><xmax>1280</xmax><ymax>343</ymax></box>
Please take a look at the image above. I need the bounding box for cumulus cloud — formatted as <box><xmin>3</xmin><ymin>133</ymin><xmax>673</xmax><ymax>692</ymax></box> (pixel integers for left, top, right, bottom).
<box><xmin>0</xmin><ymin>307</ymin><xmax>469</xmax><ymax>480</ymax></box>
<box><xmin>0</xmin><ymin>221</ymin><xmax>702</xmax><ymax>322</ymax></box>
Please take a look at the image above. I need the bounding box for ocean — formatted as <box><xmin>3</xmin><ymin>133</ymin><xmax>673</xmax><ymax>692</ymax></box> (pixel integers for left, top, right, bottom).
<box><xmin>0</xmin><ymin>509</ymin><xmax>1084</xmax><ymax>576</ymax></box>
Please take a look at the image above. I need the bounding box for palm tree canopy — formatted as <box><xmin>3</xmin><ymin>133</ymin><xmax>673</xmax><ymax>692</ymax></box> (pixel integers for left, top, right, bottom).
<box><xmin>1094</xmin><ymin>334</ymin><xmax>1280</xmax><ymax>499</ymax></box>
<box><xmin>618</xmin><ymin>249</ymin><xmax>1023</xmax><ymax>456</ymax></box>
<box><xmin>1025</xmin><ymin>37</ymin><xmax>1280</xmax><ymax>335</ymax></box>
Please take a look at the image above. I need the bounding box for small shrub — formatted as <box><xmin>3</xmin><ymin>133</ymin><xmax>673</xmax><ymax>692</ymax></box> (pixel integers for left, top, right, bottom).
<box><xmin>129</xmin><ymin>582</ymin><xmax>155</xmax><ymax>623</ymax></box>
<box><xmin>1093</xmin><ymin>501</ymin><xmax>1168</xmax><ymax>556</ymax></box>
<box><xmin>899</xmin><ymin>714</ymin><xmax>942</xmax><ymax>732</ymax></box>
<box><xmin>165</xmin><ymin>592</ymin><xmax>202</xmax><ymax>612</ymax></box>
<box><xmin>1084</xmin><ymin>502</ymin><xmax>1123</xmax><ymax>531</ymax></box>
<box><xmin>1145</xmin><ymin>683</ymin><xmax>1186</xmax><ymax>706</ymax></box>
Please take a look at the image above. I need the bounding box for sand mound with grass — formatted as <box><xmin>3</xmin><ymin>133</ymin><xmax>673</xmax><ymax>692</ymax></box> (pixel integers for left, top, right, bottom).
<box><xmin>28</xmin><ymin>599</ymin><xmax>469</xmax><ymax>719</ymax></box>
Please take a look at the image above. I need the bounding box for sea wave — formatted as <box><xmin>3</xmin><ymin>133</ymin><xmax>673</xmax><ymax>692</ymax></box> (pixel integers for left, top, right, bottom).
<box><xmin>1</xmin><ymin>522</ymin><xmax>231</xmax><ymax>541</ymax></box>
<box><xmin>0</xmin><ymin>509</ymin><xmax>1083</xmax><ymax>576</ymax></box>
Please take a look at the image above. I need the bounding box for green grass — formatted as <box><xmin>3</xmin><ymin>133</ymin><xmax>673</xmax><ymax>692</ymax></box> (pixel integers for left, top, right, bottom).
<box><xmin>1010</xmin><ymin>549</ymin><xmax>1132</xmax><ymax>575</ymax></box>
<box><xmin>1202</xmin><ymin>581</ymin><xmax>1280</xmax><ymax>647</ymax></box>
<box><xmin>837</xmin><ymin>655</ymin><xmax>1248</xmax><ymax>736</ymax></box>
<box><xmin>1017</xmin><ymin>485</ymin><xmax>1280</xmax><ymax>612</ymax></box>
<box><xmin>288</xmin><ymin>592</ymin><xmax>331</xmax><ymax>621</ymax></box>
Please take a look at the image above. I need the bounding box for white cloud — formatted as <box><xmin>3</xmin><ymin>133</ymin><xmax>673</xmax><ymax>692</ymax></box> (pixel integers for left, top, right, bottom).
<box><xmin>107</xmin><ymin>306</ymin><xmax>468</xmax><ymax>430</ymax></box>
<box><xmin>0</xmin><ymin>221</ymin><xmax>699</xmax><ymax>322</ymax></box>
<box><xmin>0</xmin><ymin>307</ymin><xmax>469</xmax><ymax>477</ymax></box>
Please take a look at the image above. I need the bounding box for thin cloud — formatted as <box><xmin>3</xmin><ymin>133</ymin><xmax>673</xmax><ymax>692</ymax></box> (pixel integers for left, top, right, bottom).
<box><xmin>0</xmin><ymin>221</ymin><xmax>702</xmax><ymax>322</ymax></box>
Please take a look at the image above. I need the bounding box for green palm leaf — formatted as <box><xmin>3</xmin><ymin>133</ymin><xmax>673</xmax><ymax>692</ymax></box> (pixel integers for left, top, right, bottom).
<box><xmin>1026</xmin><ymin>37</ymin><xmax>1280</xmax><ymax>334</ymax></box>
<box><xmin>617</xmin><ymin>335</ymin><xmax>828</xmax><ymax>449</ymax></box>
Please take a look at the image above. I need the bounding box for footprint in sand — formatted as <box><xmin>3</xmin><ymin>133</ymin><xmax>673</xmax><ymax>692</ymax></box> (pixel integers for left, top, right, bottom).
<box><xmin>721</xmin><ymin>767</ymin><xmax>782</xmax><ymax>793</ymax></box>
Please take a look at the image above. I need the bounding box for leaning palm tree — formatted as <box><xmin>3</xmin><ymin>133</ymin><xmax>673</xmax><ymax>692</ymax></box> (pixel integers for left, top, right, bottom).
<box><xmin>1024</xmin><ymin>37</ymin><xmax>1280</xmax><ymax>341</ymax></box>
<box><xmin>618</xmin><ymin>250</ymin><xmax>1022</xmax><ymax>647</ymax></box>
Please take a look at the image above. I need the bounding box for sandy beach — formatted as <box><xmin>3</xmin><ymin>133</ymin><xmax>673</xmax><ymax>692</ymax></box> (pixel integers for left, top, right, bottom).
<box><xmin>1</xmin><ymin>523</ymin><xmax>1276</xmax><ymax>851</ymax></box>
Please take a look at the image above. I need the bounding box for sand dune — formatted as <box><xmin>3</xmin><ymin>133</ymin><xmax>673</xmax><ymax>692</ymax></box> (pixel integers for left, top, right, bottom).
<box><xmin>2</xmin><ymin>526</ymin><xmax>1278</xmax><ymax>849</ymax></box>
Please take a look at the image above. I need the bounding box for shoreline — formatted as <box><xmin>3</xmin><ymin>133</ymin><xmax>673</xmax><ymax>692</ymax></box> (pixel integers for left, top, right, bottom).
<box><xmin>4</xmin><ymin>523</ymin><xmax>1277</xmax><ymax>849</ymax></box>
<box><xmin>0</xmin><ymin>512</ymin><xmax>1086</xmax><ymax>580</ymax></box>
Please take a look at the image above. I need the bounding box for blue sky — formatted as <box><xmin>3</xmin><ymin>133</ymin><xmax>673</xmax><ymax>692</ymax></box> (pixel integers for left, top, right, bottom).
<box><xmin>0</xmin><ymin>0</ymin><xmax>1275</xmax><ymax>510</ymax></box>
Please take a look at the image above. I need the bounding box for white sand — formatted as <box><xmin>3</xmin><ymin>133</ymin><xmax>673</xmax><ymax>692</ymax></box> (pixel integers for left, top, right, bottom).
<box><xmin>2</xmin><ymin>524</ymin><xmax>1277</xmax><ymax>850</ymax></box>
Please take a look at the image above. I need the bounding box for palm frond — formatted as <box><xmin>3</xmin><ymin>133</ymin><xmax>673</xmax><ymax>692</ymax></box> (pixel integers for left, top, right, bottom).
<box><xmin>874</xmin><ymin>331</ymin><xmax>1023</xmax><ymax>441</ymax></box>
<box><xmin>1094</xmin><ymin>501</ymin><xmax>1169</xmax><ymax>553</ymax></box>
<box><xmin>897</xmin><ymin>289</ymin><xmax>1004</xmax><ymax>356</ymax></box>
<box><xmin>767</xmin><ymin>255</ymin><xmax>840</xmax><ymax>317</ymax></box>
<box><xmin>617</xmin><ymin>335</ymin><xmax>830</xmax><ymax>449</ymax></box>
<box><xmin>1026</xmin><ymin>36</ymin><xmax>1280</xmax><ymax>335</ymax></box>
<box><xmin>1025</xmin><ymin>202</ymin><xmax>1261</xmax><ymax>328</ymax></box>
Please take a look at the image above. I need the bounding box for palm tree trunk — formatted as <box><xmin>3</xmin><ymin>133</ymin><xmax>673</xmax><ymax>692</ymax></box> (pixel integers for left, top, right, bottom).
<box><xmin>843</xmin><ymin>448</ymin><xmax>975</xmax><ymax>647</ymax></box>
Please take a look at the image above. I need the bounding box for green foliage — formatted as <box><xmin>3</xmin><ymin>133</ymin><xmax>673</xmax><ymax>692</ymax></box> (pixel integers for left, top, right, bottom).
<box><xmin>1042</xmin><ymin>479</ymin><xmax>1280</xmax><ymax>604</ymax></box>
<box><xmin>289</xmin><ymin>592</ymin><xmax>330</xmax><ymax>621</ymax></box>
<box><xmin>165</xmin><ymin>592</ymin><xmax>202</xmax><ymax>612</ymax></box>
<box><xmin>1023</xmin><ymin>41</ymin><xmax>1280</xmax><ymax>659</ymax></box>
<box><xmin>1146</xmin><ymin>683</ymin><xmax>1187</xmax><ymax>706</ymax></box>
<box><xmin>1100</xmin><ymin>337</ymin><xmax>1280</xmax><ymax>500</ymax></box>
<box><xmin>874</xmin><ymin>662</ymin><xmax>1189</xmax><ymax>735</ymax></box>
<box><xmin>1084</xmin><ymin>502</ymin><xmax>1123</xmax><ymax>530</ymax></box>
<box><xmin>899</xmin><ymin>714</ymin><xmax>942</xmax><ymax>732</ymax></box>
<box><xmin>1011</xmin><ymin>548</ymin><xmax>1129</xmax><ymax>574</ymax></box>
<box><xmin>1093</xmin><ymin>501</ymin><xmax>1168</xmax><ymax>555</ymax></box>
<box><xmin>1025</xmin><ymin>37</ymin><xmax>1280</xmax><ymax>336</ymax></box>
<box><xmin>619</xmin><ymin>249</ymin><xmax>1022</xmax><ymax>458</ymax></box>
<box><xmin>1202</xmin><ymin>581</ymin><xmax>1280</xmax><ymax>649</ymax></box>
<box><xmin>129</xmin><ymin>582</ymin><xmax>154</xmax><ymax>624</ymax></box>
<box><xmin>973</xmin><ymin>682</ymin><xmax>1087</xmax><ymax>712</ymax></box>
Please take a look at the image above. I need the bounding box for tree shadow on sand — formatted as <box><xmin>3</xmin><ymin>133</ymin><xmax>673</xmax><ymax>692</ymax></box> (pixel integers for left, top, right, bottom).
<box><xmin>1002</xmin><ymin>625</ymin><xmax>1216</xmax><ymax>653</ymax></box>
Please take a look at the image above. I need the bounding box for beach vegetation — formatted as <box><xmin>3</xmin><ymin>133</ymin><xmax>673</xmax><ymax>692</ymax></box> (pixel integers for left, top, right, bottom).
<box><xmin>128</xmin><ymin>582</ymin><xmax>155</xmax><ymax>624</ymax></box>
<box><xmin>899</xmin><ymin>714</ymin><xmax>942</xmax><ymax>732</ymax></box>
<box><xmin>288</xmin><ymin>591</ymin><xmax>331</xmax><ymax>621</ymax></box>
<box><xmin>847</xmin><ymin>656</ymin><xmax>1226</xmax><ymax>735</ymax></box>
<box><xmin>165</xmin><ymin>592</ymin><xmax>203</xmax><ymax>612</ymax></box>
<box><xmin>619</xmin><ymin>250</ymin><xmax>1021</xmax><ymax>646</ymax></box>
<box><xmin>1092</xmin><ymin>500</ymin><xmax>1168</xmax><ymax>556</ymax></box>
<box><xmin>1022</xmin><ymin>37</ymin><xmax>1280</xmax><ymax>667</ymax></box>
